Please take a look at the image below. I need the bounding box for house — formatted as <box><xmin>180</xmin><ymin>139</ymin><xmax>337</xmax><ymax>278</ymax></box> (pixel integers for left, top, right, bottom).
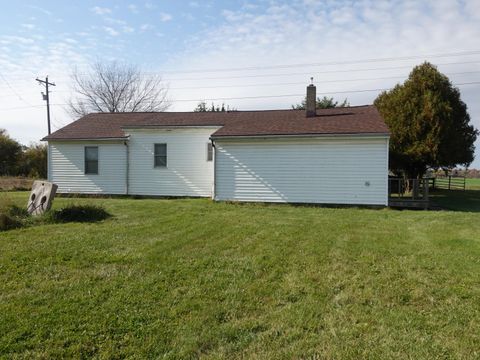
<box><xmin>42</xmin><ymin>85</ymin><xmax>390</xmax><ymax>206</ymax></box>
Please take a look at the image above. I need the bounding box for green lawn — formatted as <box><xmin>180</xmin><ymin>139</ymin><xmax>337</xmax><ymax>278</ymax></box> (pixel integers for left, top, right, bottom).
<box><xmin>1</xmin><ymin>192</ymin><xmax>480</xmax><ymax>359</ymax></box>
<box><xmin>430</xmin><ymin>188</ymin><xmax>480</xmax><ymax>212</ymax></box>
<box><xmin>466</xmin><ymin>178</ymin><xmax>480</xmax><ymax>190</ymax></box>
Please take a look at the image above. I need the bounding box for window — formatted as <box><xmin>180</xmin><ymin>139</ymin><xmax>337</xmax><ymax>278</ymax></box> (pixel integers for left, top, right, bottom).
<box><xmin>85</xmin><ymin>146</ymin><xmax>98</xmax><ymax>174</ymax></box>
<box><xmin>207</xmin><ymin>142</ymin><xmax>213</xmax><ymax>162</ymax></box>
<box><xmin>154</xmin><ymin>143</ymin><xmax>167</xmax><ymax>167</ymax></box>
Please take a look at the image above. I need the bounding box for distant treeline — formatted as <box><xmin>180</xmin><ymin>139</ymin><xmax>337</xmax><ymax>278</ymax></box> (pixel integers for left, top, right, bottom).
<box><xmin>430</xmin><ymin>168</ymin><xmax>480</xmax><ymax>178</ymax></box>
<box><xmin>0</xmin><ymin>129</ymin><xmax>47</xmax><ymax>179</ymax></box>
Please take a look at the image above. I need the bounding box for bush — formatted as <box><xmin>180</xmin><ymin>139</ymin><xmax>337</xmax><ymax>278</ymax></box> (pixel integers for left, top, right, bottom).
<box><xmin>0</xmin><ymin>213</ymin><xmax>22</xmax><ymax>231</ymax></box>
<box><xmin>6</xmin><ymin>204</ymin><xmax>29</xmax><ymax>218</ymax></box>
<box><xmin>47</xmin><ymin>204</ymin><xmax>111</xmax><ymax>223</ymax></box>
<box><xmin>0</xmin><ymin>197</ymin><xmax>32</xmax><ymax>231</ymax></box>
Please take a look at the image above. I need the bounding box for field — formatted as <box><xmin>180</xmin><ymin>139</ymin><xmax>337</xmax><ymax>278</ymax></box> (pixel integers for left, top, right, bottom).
<box><xmin>1</xmin><ymin>191</ymin><xmax>480</xmax><ymax>359</ymax></box>
<box><xmin>0</xmin><ymin>177</ymin><xmax>34</xmax><ymax>191</ymax></box>
<box><xmin>466</xmin><ymin>177</ymin><xmax>480</xmax><ymax>190</ymax></box>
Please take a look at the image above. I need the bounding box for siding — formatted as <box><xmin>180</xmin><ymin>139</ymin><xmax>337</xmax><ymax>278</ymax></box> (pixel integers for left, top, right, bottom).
<box><xmin>214</xmin><ymin>136</ymin><xmax>389</xmax><ymax>205</ymax></box>
<box><xmin>127</xmin><ymin>128</ymin><xmax>217</xmax><ymax>197</ymax></box>
<box><xmin>49</xmin><ymin>141</ymin><xmax>127</xmax><ymax>194</ymax></box>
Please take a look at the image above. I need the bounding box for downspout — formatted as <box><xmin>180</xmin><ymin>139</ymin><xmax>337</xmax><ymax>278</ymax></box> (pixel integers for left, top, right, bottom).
<box><xmin>211</xmin><ymin>139</ymin><xmax>216</xmax><ymax>200</ymax></box>
<box><xmin>385</xmin><ymin>137</ymin><xmax>390</xmax><ymax>206</ymax></box>
<box><xmin>124</xmin><ymin>140</ymin><xmax>129</xmax><ymax>195</ymax></box>
<box><xmin>47</xmin><ymin>142</ymin><xmax>51</xmax><ymax>181</ymax></box>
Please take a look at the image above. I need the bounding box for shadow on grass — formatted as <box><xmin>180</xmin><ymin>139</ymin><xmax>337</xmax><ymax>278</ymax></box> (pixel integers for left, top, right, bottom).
<box><xmin>430</xmin><ymin>189</ymin><xmax>480</xmax><ymax>212</ymax></box>
<box><xmin>47</xmin><ymin>204</ymin><xmax>112</xmax><ymax>223</ymax></box>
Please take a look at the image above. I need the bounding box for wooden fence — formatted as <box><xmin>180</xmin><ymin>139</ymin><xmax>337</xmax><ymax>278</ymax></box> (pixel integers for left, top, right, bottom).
<box><xmin>430</xmin><ymin>176</ymin><xmax>466</xmax><ymax>191</ymax></box>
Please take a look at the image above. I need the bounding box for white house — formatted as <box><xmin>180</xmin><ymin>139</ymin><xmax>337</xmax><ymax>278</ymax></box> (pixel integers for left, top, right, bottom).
<box><xmin>43</xmin><ymin>85</ymin><xmax>390</xmax><ymax>206</ymax></box>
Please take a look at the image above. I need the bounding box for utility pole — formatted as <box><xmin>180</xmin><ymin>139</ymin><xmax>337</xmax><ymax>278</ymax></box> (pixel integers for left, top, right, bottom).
<box><xmin>35</xmin><ymin>76</ymin><xmax>56</xmax><ymax>135</ymax></box>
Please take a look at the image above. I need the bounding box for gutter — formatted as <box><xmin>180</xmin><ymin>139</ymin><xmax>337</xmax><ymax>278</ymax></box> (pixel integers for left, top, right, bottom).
<box><xmin>41</xmin><ymin>137</ymin><xmax>129</xmax><ymax>142</ymax></box>
<box><xmin>121</xmin><ymin>125</ymin><xmax>223</xmax><ymax>130</ymax></box>
<box><xmin>210</xmin><ymin>132</ymin><xmax>391</xmax><ymax>140</ymax></box>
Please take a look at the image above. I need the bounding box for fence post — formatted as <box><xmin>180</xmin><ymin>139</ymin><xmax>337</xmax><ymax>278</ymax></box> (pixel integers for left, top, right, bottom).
<box><xmin>412</xmin><ymin>179</ymin><xmax>419</xmax><ymax>199</ymax></box>
<box><xmin>448</xmin><ymin>175</ymin><xmax>451</xmax><ymax>190</ymax></box>
<box><xmin>423</xmin><ymin>179</ymin><xmax>429</xmax><ymax>209</ymax></box>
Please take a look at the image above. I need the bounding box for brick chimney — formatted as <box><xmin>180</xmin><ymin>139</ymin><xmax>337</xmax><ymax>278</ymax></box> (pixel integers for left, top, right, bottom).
<box><xmin>306</xmin><ymin>82</ymin><xmax>316</xmax><ymax>118</ymax></box>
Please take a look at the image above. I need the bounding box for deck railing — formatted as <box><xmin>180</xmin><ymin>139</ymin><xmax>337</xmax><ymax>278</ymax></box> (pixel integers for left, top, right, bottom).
<box><xmin>388</xmin><ymin>178</ymin><xmax>430</xmax><ymax>209</ymax></box>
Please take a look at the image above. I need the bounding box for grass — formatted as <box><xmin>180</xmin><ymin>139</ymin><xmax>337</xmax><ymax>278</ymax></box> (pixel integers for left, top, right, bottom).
<box><xmin>430</xmin><ymin>189</ymin><xmax>480</xmax><ymax>212</ymax></box>
<box><xmin>466</xmin><ymin>178</ymin><xmax>480</xmax><ymax>190</ymax></box>
<box><xmin>1</xmin><ymin>192</ymin><xmax>479</xmax><ymax>359</ymax></box>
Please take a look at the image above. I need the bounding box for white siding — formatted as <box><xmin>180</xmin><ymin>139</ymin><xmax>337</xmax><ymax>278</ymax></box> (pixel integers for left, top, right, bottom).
<box><xmin>127</xmin><ymin>128</ymin><xmax>217</xmax><ymax>197</ymax></box>
<box><xmin>49</xmin><ymin>141</ymin><xmax>127</xmax><ymax>194</ymax></box>
<box><xmin>214</xmin><ymin>136</ymin><xmax>389</xmax><ymax>205</ymax></box>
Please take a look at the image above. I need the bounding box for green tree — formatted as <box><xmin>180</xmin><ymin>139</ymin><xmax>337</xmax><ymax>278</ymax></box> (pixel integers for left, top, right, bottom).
<box><xmin>292</xmin><ymin>96</ymin><xmax>349</xmax><ymax>110</ymax></box>
<box><xmin>194</xmin><ymin>101</ymin><xmax>236</xmax><ymax>112</ymax></box>
<box><xmin>19</xmin><ymin>144</ymin><xmax>47</xmax><ymax>178</ymax></box>
<box><xmin>374</xmin><ymin>62</ymin><xmax>478</xmax><ymax>179</ymax></box>
<box><xmin>0</xmin><ymin>129</ymin><xmax>22</xmax><ymax>176</ymax></box>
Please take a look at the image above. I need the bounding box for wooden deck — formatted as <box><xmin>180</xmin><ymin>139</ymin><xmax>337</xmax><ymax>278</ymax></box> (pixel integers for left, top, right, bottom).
<box><xmin>388</xmin><ymin>178</ymin><xmax>430</xmax><ymax>210</ymax></box>
<box><xmin>388</xmin><ymin>198</ymin><xmax>429</xmax><ymax>209</ymax></box>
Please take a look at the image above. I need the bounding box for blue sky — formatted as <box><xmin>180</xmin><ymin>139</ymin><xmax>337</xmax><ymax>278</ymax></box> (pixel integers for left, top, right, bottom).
<box><xmin>1</xmin><ymin>0</ymin><xmax>480</xmax><ymax>167</ymax></box>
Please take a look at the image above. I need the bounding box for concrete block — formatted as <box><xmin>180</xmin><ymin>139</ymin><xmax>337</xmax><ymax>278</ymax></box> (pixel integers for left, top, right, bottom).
<box><xmin>27</xmin><ymin>180</ymin><xmax>58</xmax><ymax>216</ymax></box>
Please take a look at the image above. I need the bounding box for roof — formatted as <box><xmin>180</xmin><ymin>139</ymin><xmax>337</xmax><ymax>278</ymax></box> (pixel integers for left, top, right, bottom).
<box><xmin>42</xmin><ymin>105</ymin><xmax>389</xmax><ymax>141</ymax></box>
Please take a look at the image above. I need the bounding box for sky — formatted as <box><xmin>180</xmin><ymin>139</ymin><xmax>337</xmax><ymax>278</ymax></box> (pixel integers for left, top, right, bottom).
<box><xmin>1</xmin><ymin>0</ymin><xmax>480</xmax><ymax>167</ymax></box>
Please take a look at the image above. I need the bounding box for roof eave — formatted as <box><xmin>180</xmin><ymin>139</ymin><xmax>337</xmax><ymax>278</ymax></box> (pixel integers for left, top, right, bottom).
<box><xmin>121</xmin><ymin>125</ymin><xmax>224</xmax><ymax>129</ymax></box>
<box><xmin>211</xmin><ymin>132</ymin><xmax>390</xmax><ymax>140</ymax></box>
<box><xmin>42</xmin><ymin>136</ymin><xmax>129</xmax><ymax>142</ymax></box>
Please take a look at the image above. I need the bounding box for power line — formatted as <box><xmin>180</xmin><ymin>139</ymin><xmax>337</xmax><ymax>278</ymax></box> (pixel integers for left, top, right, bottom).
<box><xmin>153</xmin><ymin>50</ymin><xmax>480</xmax><ymax>74</ymax></box>
<box><xmin>2</xmin><ymin>51</ymin><xmax>480</xmax><ymax>83</ymax></box>
<box><xmin>0</xmin><ymin>72</ymin><xmax>34</xmax><ymax>106</ymax></box>
<box><xmin>168</xmin><ymin>71</ymin><xmax>480</xmax><ymax>90</ymax></box>
<box><xmin>173</xmin><ymin>81</ymin><xmax>480</xmax><ymax>102</ymax></box>
<box><xmin>1</xmin><ymin>81</ymin><xmax>479</xmax><ymax>112</ymax></box>
<box><xmin>1</xmin><ymin>59</ymin><xmax>480</xmax><ymax>87</ymax></box>
<box><xmin>2</xmin><ymin>70</ymin><xmax>480</xmax><ymax>97</ymax></box>
<box><xmin>163</xmin><ymin>60</ymin><xmax>480</xmax><ymax>82</ymax></box>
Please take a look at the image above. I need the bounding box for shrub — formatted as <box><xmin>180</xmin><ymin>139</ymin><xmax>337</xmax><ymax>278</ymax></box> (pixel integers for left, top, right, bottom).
<box><xmin>6</xmin><ymin>204</ymin><xmax>29</xmax><ymax>218</ymax></box>
<box><xmin>47</xmin><ymin>204</ymin><xmax>111</xmax><ymax>223</ymax></box>
<box><xmin>0</xmin><ymin>213</ymin><xmax>22</xmax><ymax>231</ymax></box>
<box><xmin>0</xmin><ymin>197</ymin><xmax>32</xmax><ymax>231</ymax></box>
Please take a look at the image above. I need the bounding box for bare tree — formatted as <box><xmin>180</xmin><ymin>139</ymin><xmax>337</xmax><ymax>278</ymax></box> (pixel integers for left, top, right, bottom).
<box><xmin>67</xmin><ymin>61</ymin><xmax>170</xmax><ymax>117</ymax></box>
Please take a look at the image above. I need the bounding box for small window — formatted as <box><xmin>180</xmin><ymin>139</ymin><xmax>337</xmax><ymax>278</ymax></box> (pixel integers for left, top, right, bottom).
<box><xmin>85</xmin><ymin>146</ymin><xmax>98</xmax><ymax>174</ymax></box>
<box><xmin>154</xmin><ymin>143</ymin><xmax>167</xmax><ymax>167</ymax></box>
<box><xmin>207</xmin><ymin>142</ymin><xmax>213</xmax><ymax>162</ymax></box>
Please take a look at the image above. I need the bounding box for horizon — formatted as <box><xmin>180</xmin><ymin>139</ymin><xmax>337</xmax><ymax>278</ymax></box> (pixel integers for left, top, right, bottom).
<box><xmin>1</xmin><ymin>0</ymin><xmax>479</xmax><ymax>167</ymax></box>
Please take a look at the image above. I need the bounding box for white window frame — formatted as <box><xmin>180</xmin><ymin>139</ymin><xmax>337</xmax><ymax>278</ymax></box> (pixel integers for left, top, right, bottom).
<box><xmin>85</xmin><ymin>146</ymin><xmax>99</xmax><ymax>175</ymax></box>
<box><xmin>154</xmin><ymin>143</ymin><xmax>167</xmax><ymax>168</ymax></box>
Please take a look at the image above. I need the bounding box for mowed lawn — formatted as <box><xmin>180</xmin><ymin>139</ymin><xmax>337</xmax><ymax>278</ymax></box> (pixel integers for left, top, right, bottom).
<box><xmin>1</xmin><ymin>192</ymin><xmax>480</xmax><ymax>359</ymax></box>
<box><xmin>466</xmin><ymin>177</ymin><xmax>480</xmax><ymax>190</ymax></box>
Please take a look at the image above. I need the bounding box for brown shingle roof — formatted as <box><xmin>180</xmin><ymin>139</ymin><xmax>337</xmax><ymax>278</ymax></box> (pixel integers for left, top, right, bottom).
<box><xmin>42</xmin><ymin>105</ymin><xmax>389</xmax><ymax>141</ymax></box>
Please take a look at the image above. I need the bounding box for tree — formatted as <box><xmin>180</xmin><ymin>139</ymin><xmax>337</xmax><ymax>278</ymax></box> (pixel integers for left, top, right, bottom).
<box><xmin>194</xmin><ymin>101</ymin><xmax>236</xmax><ymax>112</ymax></box>
<box><xmin>292</xmin><ymin>96</ymin><xmax>349</xmax><ymax>110</ymax></box>
<box><xmin>19</xmin><ymin>144</ymin><xmax>47</xmax><ymax>179</ymax></box>
<box><xmin>374</xmin><ymin>62</ymin><xmax>478</xmax><ymax>179</ymax></box>
<box><xmin>0</xmin><ymin>129</ymin><xmax>22</xmax><ymax>176</ymax></box>
<box><xmin>68</xmin><ymin>61</ymin><xmax>170</xmax><ymax>117</ymax></box>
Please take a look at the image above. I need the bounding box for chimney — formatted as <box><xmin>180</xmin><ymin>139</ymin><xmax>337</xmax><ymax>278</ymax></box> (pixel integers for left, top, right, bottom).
<box><xmin>306</xmin><ymin>80</ymin><xmax>316</xmax><ymax>118</ymax></box>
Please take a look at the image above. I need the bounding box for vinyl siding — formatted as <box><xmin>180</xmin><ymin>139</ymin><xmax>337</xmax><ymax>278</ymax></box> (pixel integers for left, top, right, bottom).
<box><xmin>127</xmin><ymin>128</ymin><xmax>217</xmax><ymax>197</ymax></box>
<box><xmin>48</xmin><ymin>141</ymin><xmax>127</xmax><ymax>194</ymax></box>
<box><xmin>214</xmin><ymin>136</ymin><xmax>389</xmax><ymax>205</ymax></box>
